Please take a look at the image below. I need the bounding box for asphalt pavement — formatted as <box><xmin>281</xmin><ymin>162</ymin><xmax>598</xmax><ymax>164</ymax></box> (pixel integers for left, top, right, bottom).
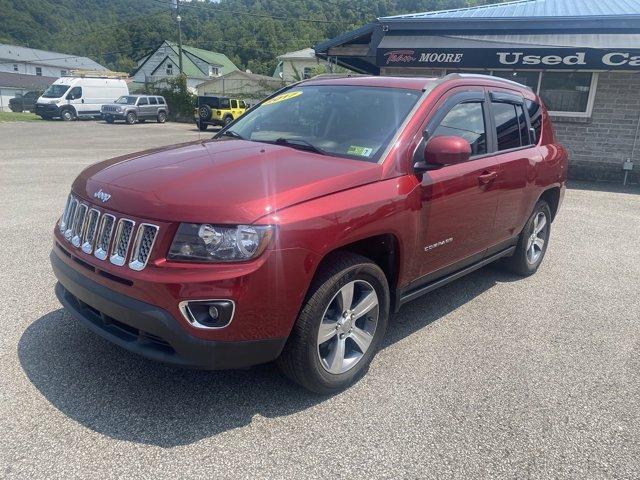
<box><xmin>1</xmin><ymin>119</ymin><xmax>639</xmax><ymax>479</ymax></box>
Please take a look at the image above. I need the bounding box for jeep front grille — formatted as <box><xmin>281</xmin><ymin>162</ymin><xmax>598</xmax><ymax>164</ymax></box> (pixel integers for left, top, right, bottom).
<box><xmin>129</xmin><ymin>224</ymin><xmax>159</xmax><ymax>271</ymax></box>
<box><xmin>94</xmin><ymin>214</ymin><xmax>115</xmax><ymax>260</ymax></box>
<box><xmin>110</xmin><ymin>219</ymin><xmax>135</xmax><ymax>266</ymax></box>
<box><xmin>57</xmin><ymin>194</ymin><xmax>158</xmax><ymax>271</ymax></box>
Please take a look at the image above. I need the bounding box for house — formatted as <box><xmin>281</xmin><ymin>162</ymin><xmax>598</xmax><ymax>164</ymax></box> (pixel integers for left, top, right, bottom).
<box><xmin>0</xmin><ymin>43</ymin><xmax>107</xmax><ymax>78</ymax></box>
<box><xmin>132</xmin><ymin>41</ymin><xmax>239</xmax><ymax>92</ymax></box>
<box><xmin>196</xmin><ymin>70</ymin><xmax>283</xmax><ymax>102</ymax></box>
<box><xmin>0</xmin><ymin>71</ymin><xmax>58</xmax><ymax>111</ymax></box>
<box><xmin>273</xmin><ymin>48</ymin><xmax>332</xmax><ymax>83</ymax></box>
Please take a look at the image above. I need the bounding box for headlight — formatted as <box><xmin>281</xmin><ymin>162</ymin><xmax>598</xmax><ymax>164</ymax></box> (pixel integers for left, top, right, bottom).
<box><xmin>115</xmin><ymin>106</ymin><xmax>122</xmax><ymax>112</ymax></box>
<box><xmin>168</xmin><ymin>223</ymin><xmax>273</xmax><ymax>262</ymax></box>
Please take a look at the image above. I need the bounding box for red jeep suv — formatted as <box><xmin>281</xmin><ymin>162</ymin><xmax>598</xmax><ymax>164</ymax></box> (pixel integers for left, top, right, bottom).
<box><xmin>51</xmin><ymin>74</ymin><xmax>567</xmax><ymax>393</ymax></box>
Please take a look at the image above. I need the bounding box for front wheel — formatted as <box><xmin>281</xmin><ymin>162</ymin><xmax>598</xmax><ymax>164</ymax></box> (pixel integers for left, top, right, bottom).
<box><xmin>105</xmin><ymin>115</ymin><xmax>114</xmax><ymax>124</ymax></box>
<box><xmin>125</xmin><ymin>112</ymin><xmax>137</xmax><ymax>125</ymax></box>
<box><xmin>501</xmin><ymin>200</ymin><xmax>551</xmax><ymax>276</ymax></box>
<box><xmin>278</xmin><ymin>252</ymin><xmax>389</xmax><ymax>393</ymax></box>
<box><xmin>60</xmin><ymin>108</ymin><xmax>74</xmax><ymax>121</ymax></box>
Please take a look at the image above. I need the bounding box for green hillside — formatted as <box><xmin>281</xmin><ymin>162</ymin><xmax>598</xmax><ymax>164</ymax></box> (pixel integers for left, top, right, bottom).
<box><xmin>0</xmin><ymin>0</ymin><xmax>505</xmax><ymax>76</ymax></box>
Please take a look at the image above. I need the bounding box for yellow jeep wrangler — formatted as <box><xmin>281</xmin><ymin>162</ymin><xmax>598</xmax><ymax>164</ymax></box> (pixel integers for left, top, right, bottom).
<box><xmin>195</xmin><ymin>96</ymin><xmax>247</xmax><ymax>130</ymax></box>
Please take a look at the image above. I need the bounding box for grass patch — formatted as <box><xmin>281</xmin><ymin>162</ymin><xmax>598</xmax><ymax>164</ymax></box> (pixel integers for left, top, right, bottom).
<box><xmin>0</xmin><ymin>111</ymin><xmax>40</xmax><ymax>122</ymax></box>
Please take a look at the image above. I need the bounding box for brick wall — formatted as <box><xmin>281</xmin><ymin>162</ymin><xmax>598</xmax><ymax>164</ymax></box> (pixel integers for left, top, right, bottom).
<box><xmin>553</xmin><ymin>72</ymin><xmax>640</xmax><ymax>185</ymax></box>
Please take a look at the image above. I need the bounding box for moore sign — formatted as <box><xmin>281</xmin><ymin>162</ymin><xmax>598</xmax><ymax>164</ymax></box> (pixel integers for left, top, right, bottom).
<box><xmin>377</xmin><ymin>47</ymin><xmax>640</xmax><ymax>70</ymax></box>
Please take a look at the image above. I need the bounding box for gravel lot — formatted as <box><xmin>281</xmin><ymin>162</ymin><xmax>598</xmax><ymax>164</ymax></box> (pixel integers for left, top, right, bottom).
<box><xmin>1</xmin><ymin>120</ymin><xmax>639</xmax><ymax>479</ymax></box>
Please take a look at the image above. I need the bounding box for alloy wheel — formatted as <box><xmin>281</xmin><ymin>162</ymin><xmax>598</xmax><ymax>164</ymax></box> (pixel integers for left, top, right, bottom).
<box><xmin>526</xmin><ymin>211</ymin><xmax>547</xmax><ymax>264</ymax></box>
<box><xmin>317</xmin><ymin>280</ymin><xmax>379</xmax><ymax>374</ymax></box>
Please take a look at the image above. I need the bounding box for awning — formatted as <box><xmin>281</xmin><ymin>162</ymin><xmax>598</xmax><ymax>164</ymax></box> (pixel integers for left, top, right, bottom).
<box><xmin>377</xmin><ymin>34</ymin><xmax>640</xmax><ymax>70</ymax></box>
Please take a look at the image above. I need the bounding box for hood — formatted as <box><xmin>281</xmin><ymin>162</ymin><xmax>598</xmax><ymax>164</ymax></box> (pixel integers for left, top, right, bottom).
<box><xmin>73</xmin><ymin>139</ymin><xmax>382</xmax><ymax>224</ymax></box>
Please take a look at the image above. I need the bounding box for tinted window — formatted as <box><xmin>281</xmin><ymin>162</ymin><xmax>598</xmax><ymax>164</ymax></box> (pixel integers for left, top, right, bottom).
<box><xmin>526</xmin><ymin>100</ymin><xmax>542</xmax><ymax>143</ymax></box>
<box><xmin>239</xmin><ymin>100</ymin><xmax>246</xmax><ymax>108</ymax></box>
<box><xmin>231</xmin><ymin>99</ymin><xmax>238</xmax><ymax>108</ymax></box>
<box><xmin>157</xmin><ymin>97</ymin><xmax>165</xmax><ymax>105</ymax></box>
<box><xmin>149</xmin><ymin>97</ymin><xmax>158</xmax><ymax>105</ymax></box>
<box><xmin>432</xmin><ymin>102</ymin><xmax>487</xmax><ymax>156</ymax></box>
<box><xmin>219</xmin><ymin>98</ymin><xmax>230</xmax><ymax>109</ymax></box>
<box><xmin>516</xmin><ymin>104</ymin><xmax>530</xmax><ymax>146</ymax></box>
<box><xmin>138</xmin><ymin>97</ymin><xmax>148</xmax><ymax>106</ymax></box>
<box><xmin>492</xmin><ymin>103</ymin><xmax>520</xmax><ymax>151</ymax></box>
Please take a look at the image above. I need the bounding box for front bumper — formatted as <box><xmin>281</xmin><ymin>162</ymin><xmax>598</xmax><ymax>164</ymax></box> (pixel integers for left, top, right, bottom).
<box><xmin>51</xmin><ymin>250</ymin><xmax>287</xmax><ymax>369</ymax></box>
<box><xmin>35</xmin><ymin>103</ymin><xmax>60</xmax><ymax>117</ymax></box>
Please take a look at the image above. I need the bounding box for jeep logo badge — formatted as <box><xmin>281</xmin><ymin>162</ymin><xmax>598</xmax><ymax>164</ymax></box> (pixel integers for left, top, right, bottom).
<box><xmin>94</xmin><ymin>189</ymin><xmax>111</xmax><ymax>203</ymax></box>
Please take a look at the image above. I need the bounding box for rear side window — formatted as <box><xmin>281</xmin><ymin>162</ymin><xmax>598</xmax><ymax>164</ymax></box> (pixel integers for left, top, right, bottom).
<box><xmin>138</xmin><ymin>97</ymin><xmax>148</xmax><ymax>106</ymax></box>
<box><xmin>231</xmin><ymin>99</ymin><xmax>238</xmax><ymax>108</ymax></box>
<box><xmin>432</xmin><ymin>102</ymin><xmax>487</xmax><ymax>156</ymax></box>
<box><xmin>526</xmin><ymin>99</ymin><xmax>542</xmax><ymax>144</ymax></box>
<box><xmin>492</xmin><ymin>103</ymin><xmax>520</xmax><ymax>151</ymax></box>
<box><xmin>157</xmin><ymin>97</ymin><xmax>165</xmax><ymax>105</ymax></box>
<box><xmin>149</xmin><ymin>97</ymin><xmax>158</xmax><ymax>105</ymax></box>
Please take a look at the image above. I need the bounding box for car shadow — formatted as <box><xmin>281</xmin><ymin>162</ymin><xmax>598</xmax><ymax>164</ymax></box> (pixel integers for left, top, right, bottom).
<box><xmin>18</xmin><ymin>265</ymin><xmax>518</xmax><ymax>447</ymax></box>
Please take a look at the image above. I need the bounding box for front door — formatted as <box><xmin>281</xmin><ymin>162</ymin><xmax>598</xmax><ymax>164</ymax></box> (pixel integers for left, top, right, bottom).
<box><xmin>417</xmin><ymin>88</ymin><xmax>502</xmax><ymax>279</ymax></box>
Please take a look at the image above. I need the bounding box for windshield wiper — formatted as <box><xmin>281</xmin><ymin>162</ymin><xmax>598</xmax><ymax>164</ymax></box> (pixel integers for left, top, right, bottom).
<box><xmin>272</xmin><ymin>137</ymin><xmax>328</xmax><ymax>155</ymax></box>
<box><xmin>220</xmin><ymin>130</ymin><xmax>243</xmax><ymax>140</ymax></box>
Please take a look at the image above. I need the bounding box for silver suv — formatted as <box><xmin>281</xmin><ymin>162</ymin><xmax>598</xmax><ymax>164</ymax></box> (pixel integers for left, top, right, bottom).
<box><xmin>101</xmin><ymin>95</ymin><xmax>169</xmax><ymax>125</ymax></box>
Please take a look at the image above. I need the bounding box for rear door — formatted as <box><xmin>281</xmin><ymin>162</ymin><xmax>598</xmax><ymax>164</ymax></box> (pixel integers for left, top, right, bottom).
<box><xmin>148</xmin><ymin>96</ymin><xmax>158</xmax><ymax>117</ymax></box>
<box><xmin>230</xmin><ymin>99</ymin><xmax>240</xmax><ymax>118</ymax></box>
<box><xmin>137</xmin><ymin>97</ymin><xmax>151</xmax><ymax>118</ymax></box>
<box><xmin>486</xmin><ymin>89</ymin><xmax>543</xmax><ymax>250</ymax></box>
<box><xmin>416</xmin><ymin>88</ymin><xmax>502</xmax><ymax>278</ymax></box>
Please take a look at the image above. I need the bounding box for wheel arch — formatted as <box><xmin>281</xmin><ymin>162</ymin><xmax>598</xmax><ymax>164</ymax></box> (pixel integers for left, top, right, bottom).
<box><xmin>539</xmin><ymin>186</ymin><xmax>561</xmax><ymax>221</ymax></box>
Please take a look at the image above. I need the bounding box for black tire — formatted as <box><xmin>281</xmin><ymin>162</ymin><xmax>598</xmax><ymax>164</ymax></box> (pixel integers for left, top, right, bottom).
<box><xmin>157</xmin><ymin>111</ymin><xmax>167</xmax><ymax>123</ymax></box>
<box><xmin>223</xmin><ymin>115</ymin><xmax>233</xmax><ymax>126</ymax></box>
<box><xmin>197</xmin><ymin>120</ymin><xmax>208</xmax><ymax>131</ymax></box>
<box><xmin>125</xmin><ymin>112</ymin><xmax>137</xmax><ymax>125</ymax></box>
<box><xmin>199</xmin><ymin>105</ymin><xmax>212</xmax><ymax>121</ymax></box>
<box><xmin>139</xmin><ymin>119</ymin><xmax>146</xmax><ymax>123</ymax></box>
<box><xmin>10</xmin><ymin>106</ymin><xmax>23</xmax><ymax>113</ymax></box>
<box><xmin>105</xmin><ymin>115</ymin><xmax>114</xmax><ymax>124</ymax></box>
<box><xmin>501</xmin><ymin>200</ymin><xmax>552</xmax><ymax>276</ymax></box>
<box><xmin>60</xmin><ymin>108</ymin><xmax>74</xmax><ymax>121</ymax></box>
<box><xmin>278</xmin><ymin>252</ymin><xmax>390</xmax><ymax>394</ymax></box>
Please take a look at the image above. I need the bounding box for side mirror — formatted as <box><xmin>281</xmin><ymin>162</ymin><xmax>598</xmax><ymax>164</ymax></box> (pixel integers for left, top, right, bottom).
<box><xmin>414</xmin><ymin>135</ymin><xmax>471</xmax><ymax>173</ymax></box>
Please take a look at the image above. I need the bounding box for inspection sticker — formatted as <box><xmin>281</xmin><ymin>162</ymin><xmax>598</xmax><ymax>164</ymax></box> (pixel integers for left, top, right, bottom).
<box><xmin>347</xmin><ymin>145</ymin><xmax>374</xmax><ymax>157</ymax></box>
<box><xmin>263</xmin><ymin>90</ymin><xmax>303</xmax><ymax>105</ymax></box>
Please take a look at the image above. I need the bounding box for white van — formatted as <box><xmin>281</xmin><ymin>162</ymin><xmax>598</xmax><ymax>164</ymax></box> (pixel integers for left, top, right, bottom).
<box><xmin>35</xmin><ymin>77</ymin><xmax>129</xmax><ymax>121</ymax></box>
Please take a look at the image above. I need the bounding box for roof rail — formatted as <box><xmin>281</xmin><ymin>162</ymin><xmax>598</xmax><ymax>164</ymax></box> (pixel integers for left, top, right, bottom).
<box><xmin>443</xmin><ymin>73</ymin><xmax>533</xmax><ymax>91</ymax></box>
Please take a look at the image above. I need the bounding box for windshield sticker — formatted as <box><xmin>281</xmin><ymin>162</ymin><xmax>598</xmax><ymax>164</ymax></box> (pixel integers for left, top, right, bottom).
<box><xmin>347</xmin><ymin>145</ymin><xmax>374</xmax><ymax>157</ymax></box>
<box><xmin>263</xmin><ymin>91</ymin><xmax>303</xmax><ymax>106</ymax></box>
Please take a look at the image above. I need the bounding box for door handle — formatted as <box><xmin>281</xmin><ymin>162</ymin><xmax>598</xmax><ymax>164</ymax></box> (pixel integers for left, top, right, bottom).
<box><xmin>478</xmin><ymin>171</ymin><xmax>498</xmax><ymax>184</ymax></box>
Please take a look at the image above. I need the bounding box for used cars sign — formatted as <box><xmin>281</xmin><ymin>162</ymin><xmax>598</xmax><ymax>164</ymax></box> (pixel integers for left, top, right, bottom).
<box><xmin>377</xmin><ymin>47</ymin><xmax>640</xmax><ymax>70</ymax></box>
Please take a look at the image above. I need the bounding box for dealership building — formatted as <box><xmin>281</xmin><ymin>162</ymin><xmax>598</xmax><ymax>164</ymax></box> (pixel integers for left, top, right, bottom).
<box><xmin>316</xmin><ymin>0</ymin><xmax>640</xmax><ymax>184</ymax></box>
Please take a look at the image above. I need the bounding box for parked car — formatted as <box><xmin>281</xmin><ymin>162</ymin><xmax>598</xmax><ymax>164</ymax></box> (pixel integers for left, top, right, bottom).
<box><xmin>50</xmin><ymin>74</ymin><xmax>567</xmax><ymax>393</ymax></box>
<box><xmin>9</xmin><ymin>90</ymin><xmax>42</xmax><ymax>112</ymax></box>
<box><xmin>101</xmin><ymin>95</ymin><xmax>169</xmax><ymax>124</ymax></box>
<box><xmin>195</xmin><ymin>95</ymin><xmax>246</xmax><ymax>130</ymax></box>
<box><xmin>35</xmin><ymin>77</ymin><xmax>129</xmax><ymax>121</ymax></box>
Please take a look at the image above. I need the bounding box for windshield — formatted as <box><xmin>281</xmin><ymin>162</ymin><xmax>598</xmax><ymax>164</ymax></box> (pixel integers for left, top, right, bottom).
<box><xmin>223</xmin><ymin>85</ymin><xmax>422</xmax><ymax>162</ymax></box>
<box><xmin>115</xmin><ymin>96</ymin><xmax>138</xmax><ymax>105</ymax></box>
<box><xmin>41</xmin><ymin>84</ymin><xmax>70</xmax><ymax>98</ymax></box>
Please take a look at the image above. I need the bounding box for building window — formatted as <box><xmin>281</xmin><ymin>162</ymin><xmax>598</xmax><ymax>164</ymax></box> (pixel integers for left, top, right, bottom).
<box><xmin>166</xmin><ymin>63</ymin><xmax>173</xmax><ymax>75</ymax></box>
<box><xmin>13</xmin><ymin>64</ymin><xmax>19</xmax><ymax>72</ymax></box>
<box><xmin>445</xmin><ymin>69</ymin><xmax>598</xmax><ymax>117</ymax></box>
<box><xmin>209</xmin><ymin>66</ymin><xmax>219</xmax><ymax>77</ymax></box>
<box><xmin>303</xmin><ymin>67</ymin><xmax>314</xmax><ymax>79</ymax></box>
<box><xmin>539</xmin><ymin>72</ymin><xmax>594</xmax><ymax>116</ymax></box>
<box><xmin>61</xmin><ymin>69</ymin><xmax>67</xmax><ymax>76</ymax></box>
<box><xmin>35</xmin><ymin>67</ymin><xmax>42</xmax><ymax>76</ymax></box>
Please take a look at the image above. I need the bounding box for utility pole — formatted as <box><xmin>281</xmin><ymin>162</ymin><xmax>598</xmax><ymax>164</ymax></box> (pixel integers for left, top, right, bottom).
<box><xmin>171</xmin><ymin>0</ymin><xmax>183</xmax><ymax>75</ymax></box>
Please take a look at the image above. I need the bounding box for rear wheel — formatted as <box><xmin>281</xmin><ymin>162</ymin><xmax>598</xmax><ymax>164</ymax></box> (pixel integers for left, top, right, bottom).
<box><xmin>223</xmin><ymin>115</ymin><xmax>233</xmax><ymax>126</ymax></box>
<box><xmin>126</xmin><ymin>112</ymin><xmax>137</xmax><ymax>125</ymax></box>
<box><xmin>157</xmin><ymin>111</ymin><xmax>167</xmax><ymax>123</ymax></box>
<box><xmin>197</xmin><ymin>120</ymin><xmax>208</xmax><ymax>131</ymax></box>
<box><xmin>501</xmin><ymin>200</ymin><xmax>551</xmax><ymax>276</ymax></box>
<box><xmin>278</xmin><ymin>252</ymin><xmax>389</xmax><ymax>393</ymax></box>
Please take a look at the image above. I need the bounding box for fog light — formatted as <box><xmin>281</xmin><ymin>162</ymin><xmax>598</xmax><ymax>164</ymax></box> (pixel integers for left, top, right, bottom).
<box><xmin>179</xmin><ymin>300</ymin><xmax>234</xmax><ymax>329</ymax></box>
